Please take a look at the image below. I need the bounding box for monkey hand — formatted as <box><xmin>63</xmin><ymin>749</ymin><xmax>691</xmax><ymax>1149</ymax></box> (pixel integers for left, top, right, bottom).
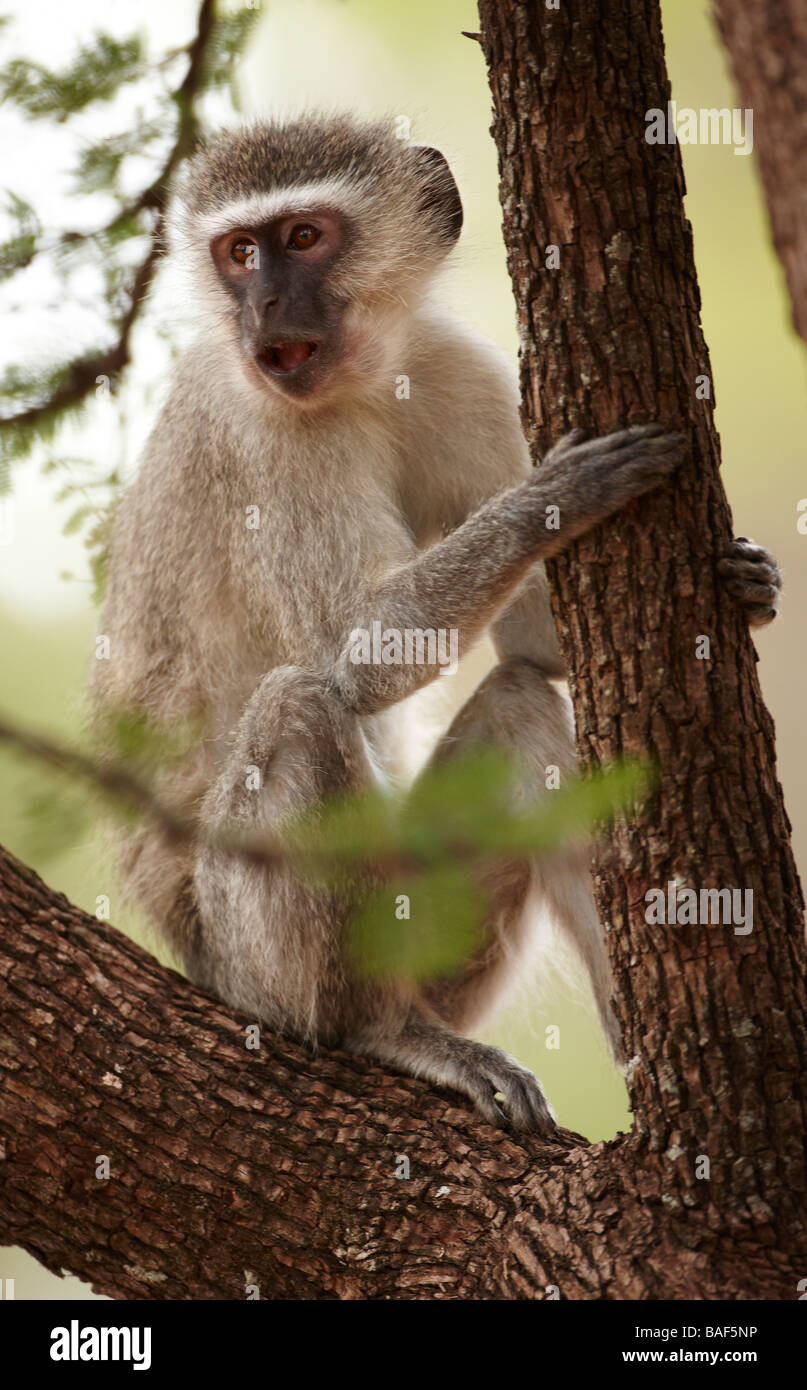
<box><xmin>717</xmin><ymin>536</ymin><xmax>782</xmax><ymax>628</ymax></box>
<box><xmin>532</xmin><ymin>423</ymin><xmax>688</xmax><ymax>545</ymax></box>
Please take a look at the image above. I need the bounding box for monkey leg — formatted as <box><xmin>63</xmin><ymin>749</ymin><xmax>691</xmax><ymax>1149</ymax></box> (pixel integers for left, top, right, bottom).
<box><xmin>189</xmin><ymin>665</ymin><xmax>383</xmax><ymax>1042</ymax></box>
<box><xmin>415</xmin><ymin>657</ymin><xmax>621</xmax><ymax>1059</ymax></box>
<box><xmin>189</xmin><ymin>663</ymin><xmax>556</xmax><ymax>1131</ymax></box>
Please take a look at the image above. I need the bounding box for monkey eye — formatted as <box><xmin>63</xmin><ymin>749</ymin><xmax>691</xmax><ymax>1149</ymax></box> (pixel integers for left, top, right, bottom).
<box><xmin>287</xmin><ymin>224</ymin><xmax>321</xmax><ymax>251</ymax></box>
<box><xmin>230</xmin><ymin>236</ymin><xmax>259</xmax><ymax>267</ymax></box>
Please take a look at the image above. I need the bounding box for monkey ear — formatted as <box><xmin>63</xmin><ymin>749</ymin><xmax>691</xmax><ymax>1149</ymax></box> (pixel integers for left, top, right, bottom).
<box><xmin>409</xmin><ymin>146</ymin><xmax>464</xmax><ymax>247</ymax></box>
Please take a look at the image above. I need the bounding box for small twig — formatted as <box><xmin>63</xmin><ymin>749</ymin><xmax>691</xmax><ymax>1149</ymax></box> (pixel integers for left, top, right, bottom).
<box><xmin>4</xmin><ymin>240</ymin><xmax>163</xmax><ymax>432</ymax></box>
<box><xmin>0</xmin><ymin>0</ymin><xmax>215</xmax><ymax>434</ymax></box>
<box><xmin>0</xmin><ymin>715</ymin><xmax>441</xmax><ymax>880</ymax></box>
<box><xmin>0</xmin><ymin>713</ymin><xmax>290</xmax><ymax>872</ymax></box>
<box><xmin>0</xmin><ymin>713</ymin><xmax>551</xmax><ymax>890</ymax></box>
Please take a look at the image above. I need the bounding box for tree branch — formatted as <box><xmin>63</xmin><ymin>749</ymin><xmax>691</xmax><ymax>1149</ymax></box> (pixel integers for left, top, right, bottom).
<box><xmin>477</xmin><ymin>0</ymin><xmax>807</xmax><ymax>1194</ymax></box>
<box><xmin>0</xmin><ymin>714</ymin><xmax>291</xmax><ymax>872</ymax></box>
<box><xmin>0</xmin><ymin>843</ymin><xmax>802</xmax><ymax>1299</ymax></box>
<box><xmin>713</xmin><ymin>0</ymin><xmax>807</xmax><ymax>346</ymax></box>
<box><xmin>0</xmin><ymin>0</ymin><xmax>215</xmax><ymax>436</ymax></box>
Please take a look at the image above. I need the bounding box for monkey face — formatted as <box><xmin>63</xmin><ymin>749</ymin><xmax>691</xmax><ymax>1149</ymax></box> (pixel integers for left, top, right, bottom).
<box><xmin>173</xmin><ymin>118</ymin><xmax>466</xmax><ymax>404</ymax></box>
<box><xmin>211</xmin><ymin>210</ymin><xmax>356</xmax><ymax>403</ymax></box>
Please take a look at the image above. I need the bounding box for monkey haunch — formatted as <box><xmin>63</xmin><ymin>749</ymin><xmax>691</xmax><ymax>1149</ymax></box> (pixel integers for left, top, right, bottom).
<box><xmin>92</xmin><ymin>115</ymin><xmax>780</xmax><ymax>1132</ymax></box>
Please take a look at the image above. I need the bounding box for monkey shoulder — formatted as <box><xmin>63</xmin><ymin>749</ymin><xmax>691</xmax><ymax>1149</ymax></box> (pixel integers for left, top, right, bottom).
<box><xmin>397</xmin><ymin>312</ymin><xmax>531</xmax><ymax>533</ymax></box>
<box><xmin>98</xmin><ymin>342</ymin><xmax>248</xmax><ymax>684</ymax></box>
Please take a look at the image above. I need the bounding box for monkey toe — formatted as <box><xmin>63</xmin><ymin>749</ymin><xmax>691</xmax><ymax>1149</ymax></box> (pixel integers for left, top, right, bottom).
<box><xmin>744</xmin><ymin>603</ymin><xmax>779</xmax><ymax>628</ymax></box>
<box><xmin>718</xmin><ymin>539</ymin><xmax>782</xmax><ymax>625</ymax></box>
<box><xmin>469</xmin><ymin>1045</ymin><xmax>556</xmax><ymax>1134</ymax></box>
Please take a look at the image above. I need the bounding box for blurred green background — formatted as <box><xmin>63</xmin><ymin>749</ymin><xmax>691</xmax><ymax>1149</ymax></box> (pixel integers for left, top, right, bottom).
<box><xmin>1</xmin><ymin>0</ymin><xmax>805</xmax><ymax>1298</ymax></box>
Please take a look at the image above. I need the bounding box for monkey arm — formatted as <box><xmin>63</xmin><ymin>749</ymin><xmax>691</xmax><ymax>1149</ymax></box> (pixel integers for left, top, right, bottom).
<box><xmin>332</xmin><ymin>424</ymin><xmax>686</xmax><ymax>715</ymax></box>
<box><xmin>333</xmin><ymin>483</ymin><xmax>550</xmax><ymax>714</ymax></box>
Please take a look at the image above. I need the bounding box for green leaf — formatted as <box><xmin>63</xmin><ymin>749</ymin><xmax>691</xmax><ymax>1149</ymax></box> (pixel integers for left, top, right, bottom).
<box><xmin>63</xmin><ymin>503</ymin><xmax>96</xmax><ymax>536</ymax></box>
<box><xmin>348</xmin><ymin>864</ymin><xmax>485</xmax><ymax>984</ymax></box>
<box><xmin>289</xmin><ymin>782</ymin><xmax>399</xmax><ymax>863</ymax></box>
<box><xmin>0</xmin><ymin>192</ymin><xmax>40</xmax><ymax>279</ymax></box>
<box><xmin>398</xmin><ymin>747</ymin><xmax>517</xmax><ymax>859</ymax></box>
<box><xmin>200</xmin><ymin>11</ymin><xmax>261</xmax><ymax>96</ymax></box>
<box><xmin>299</xmin><ymin>751</ymin><xmax>653</xmax><ymax>984</ymax></box>
<box><xmin>85</xmin><ymin>501</ymin><xmax>117</xmax><ymax>604</ymax></box>
<box><xmin>0</xmin><ymin>33</ymin><xmax>145</xmax><ymax>119</ymax></box>
<box><xmin>468</xmin><ymin>759</ymin><xmax>655</xmax><ymax>856</ymax></box>
<box><xmin>72</xmin><ymin>120</ymin><xmax>166</xmax><ymax>196</ymax></box>
<box><xmin>95</xmin><ymin>706</ymin><xmax>204</xmax><ymax>780</ymax></box>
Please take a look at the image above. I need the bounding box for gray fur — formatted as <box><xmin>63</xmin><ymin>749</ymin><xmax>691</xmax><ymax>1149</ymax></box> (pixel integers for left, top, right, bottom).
<box><xmin>92</xmin><ymin>117</ymin><xmax>692</xmax><ymax>1132</ymax></box>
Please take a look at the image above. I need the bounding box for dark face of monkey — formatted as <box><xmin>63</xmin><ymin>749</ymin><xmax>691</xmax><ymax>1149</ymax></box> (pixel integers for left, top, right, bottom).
<box><xmin>176</xmin><ymin>117</ymin><xmax>464</xmax><ymax>405</ymax></box>
<box><xmin>211</xmin><ymin>209</ymin><xmax>355</xmax><ymax>401</ymax></box>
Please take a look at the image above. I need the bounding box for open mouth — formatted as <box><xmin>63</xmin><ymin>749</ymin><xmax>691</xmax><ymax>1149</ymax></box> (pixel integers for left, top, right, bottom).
<box><xmin>257</xmin><ymin>341</ymin><xmax>319</xmax><ymax>375</ymax></box>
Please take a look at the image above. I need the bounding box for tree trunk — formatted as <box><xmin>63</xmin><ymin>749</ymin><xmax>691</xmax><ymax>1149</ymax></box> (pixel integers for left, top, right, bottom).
<box><xmin>477</xmin><ymin>0</ymin><xmax>807</xmax><ymax>1271</ymax></box>
<box><xmin>713</xmin><ymin>0</ymin><xmax>807</xmax><ymax>344</ymax></box>
<box><xmin>1</xmin><ymin>0</ymin><xmax>806</xmax><ymax>1301</ymax></box>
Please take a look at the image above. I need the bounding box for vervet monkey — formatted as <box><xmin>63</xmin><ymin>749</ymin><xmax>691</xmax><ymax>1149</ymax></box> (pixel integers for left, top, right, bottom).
<box><xmin>92</xmin><ymin>116</ymin><xmax>781</xmax><ymax>1131</ymax></box>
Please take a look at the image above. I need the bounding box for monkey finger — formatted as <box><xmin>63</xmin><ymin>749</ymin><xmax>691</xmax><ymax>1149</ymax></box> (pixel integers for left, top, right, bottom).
<box><xmin>566</xmin><ymin>435</ymin><xmax>689</xmax><ymax>485</ymax></box>
<box><xmin>604</xmin><ymin>430</ymin><xmax>688</xmax><ymax>465</ymax></box>
<box><xmin>542</xmin><ymin>427</ymin><xmax>586</xmax><ymax>465</ymax></box>
<box><xmin>458</xmin><ymin>1071</ymin><xmax>511</xmax><ymax>1128</ymax></box>
<box><xmin>551</xmin><ymin>421</ymin><xmax>670</xmax><ymax>467</ymax></box>
<box><xmin>592</xmin><ymin>438</ymin><xmax>688</xmax><ymax>492</ymax></box>
<box><xmin>488</xmin><ymin>1094</ymin><xmax>510</xmax><ymax>1126</ymax></box>
<box><xmin>718</xmin><ymin>570</ymin><xmax>782</xmax><ymax>610</ymax></box>
<box><xmin>721</xmin><ymin>577</ymin><xmax>780</xmax><ymax>608</ymax></box>
<box><xmin>732</xmin><ymin>535</ymin><xmax>767</xmax><ymax>555</ymax></box>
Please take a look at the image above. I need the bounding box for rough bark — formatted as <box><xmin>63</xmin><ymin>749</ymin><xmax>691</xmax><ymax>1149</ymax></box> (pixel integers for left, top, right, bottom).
<box><xmin>478</xmin><ymin>0</ymin><xmax>807</xmax><ymax>1268</ymax></box>
<box><xmin>0</xmin><ymin>0</ymin><xmax>806</xmax><ymax>1301</ymax></box>
<box><xmin>0</xmin><ymin>844</ymin><xmax>803</xmax><ymax>1300</ymax></box>
<box><xmin>713</xmin><ymin>0</ymin><xmax>807</xmax><ymax>345</ymax></box>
